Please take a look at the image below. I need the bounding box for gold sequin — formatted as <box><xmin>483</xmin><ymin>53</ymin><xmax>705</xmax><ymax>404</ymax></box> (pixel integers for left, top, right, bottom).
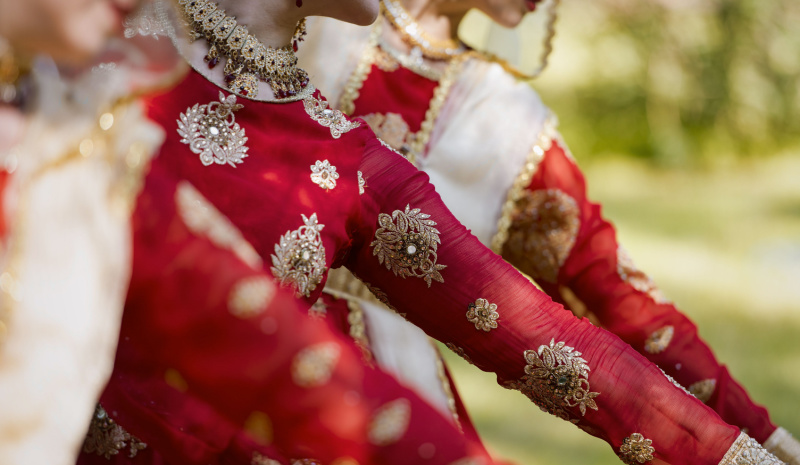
<box><xmin>310</xmin><ymin>160</ymin><xmax>339</xmax><ymax>190</ymax></box>
<box><xmin>303</xmin><ymin>95</ymin><xmax>361</xmax><ymax>139</ymax></box>
<box><xmin>292</xmin><ymin>342</ymin><xmax>341</xmax><ymax>388</ymax></box>
<box><xmin>510</xmin><ymin>339</ymin><xmax>599</xmax><ymax>421</ymax></box>
<box><xmin>177</xmin><ymin>92</ymin><xmax>249</xmax><ymax>167</ymax></box>
<box><xmin>688</xmin><ymin>378</ymin><xmax>717</xmax><ymax>403</ymax></box>
<box><xmin>644</xmin><ymin>326</ymin><xmax>674</xmax><ymax>354</ymax></box>
<box><xmin>619</xmin><ymin>433</ymin><xmax>655</xmax><ymax>464</ymax></box>
<box><xmin>371</xmin><ymin>205</ymin><xmax>446</xmax><ymax>287</ymax></box>
<box><xmin>270</xmin><ymin>213</ymin><xmax>327</xmax><ymax>298</ymax></box>
<box><xmin>719</xmin><ymin>432</ymin><xmax>784</xmax><ymax>465</ymax></box>
<box><xmin>501</xmin><ymin>189</ymin><xmax>580</xmax><ymax>283</ymax></box>
<box><xmin>617</xmin><ymin>246</ymin><xmax>670</xmax><ymax>304</ymax></box>
<box><xmin>82</xmin><ymin>405</ymin><xmax>147</xmax><ymax>459</ymax></box>
<box><xmin>228</xmin><ymin>276</ymin><xmax>276</xmax><ymax>318</ymax></box>
<box><xmin>368</xmin><ymin>399</ymin><xmax>412</xmax><ymax>446</ymax></box>
<box><xmin>465</xmin><ymin>298</ymin><xmax>499</xmax><ymax>332</ymax></box>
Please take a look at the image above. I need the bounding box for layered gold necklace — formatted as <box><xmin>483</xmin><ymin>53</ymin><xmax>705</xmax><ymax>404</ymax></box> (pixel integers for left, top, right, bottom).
<box><xmin>380</xmin><ymin>0</ymin><xmax>467</xmax><ymax>61</ymax></box>
<box><xmin>178</xmin><ymin>0</ymin><xmax>309</xmax><ymax>99</ymax></box>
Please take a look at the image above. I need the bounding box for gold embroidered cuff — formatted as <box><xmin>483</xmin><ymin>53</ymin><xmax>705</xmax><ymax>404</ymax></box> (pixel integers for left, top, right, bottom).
<box><xmin>718</xmin><ymin>432</ymin><xmax>785</xmax><ymax>465</ymax></box>
<box><xmin>765</xmin><ymin>428</ymin><xmax>800</xmax><ymax>465</ymax></box>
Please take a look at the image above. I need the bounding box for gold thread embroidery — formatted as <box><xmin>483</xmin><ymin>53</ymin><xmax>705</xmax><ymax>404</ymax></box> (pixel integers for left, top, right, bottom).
<box><xmin>82</xmin><ymin>405</ymin><xmax>147</xmax><ymax>459</ymax></box>
<box><xmin>357</xmin><ymin>171</ymin><xmax>366</xmax><ymax>195</ymax></box>
<box><xmin>491</xmin><ymin>113</ymin><xmax>557</xmax><ymax>253</ymax></box>
<box><xmin>291</xmin><ymin>342</ymin><xmax>341</xmax><ymax>388</ymax></box>
<box><xmin>644</xmin><ymin>326</ymin><xmax>674</xmax><ymax>354</ymax></box>
<box><xmin>270</xmin><ymin>213</ymin><xmax>326</xmax><ymax>298</ymax></box>
<box><xmin>445</xmin><ymin>343</ymin><xmax>475</xmax><ymax>366</ymax></box>
<box><xmin>346</xmin><ymin>299</ymin><xmax>373</xmax><ymax>363</ymax></box>
<box><xmin>374</xmin><ymin>46</ymin><xmax>400</xmax><ymax>72</ymax></box>
<box><xmin>619</xmin><ymin>433</ymin><xmax>655</xmax><ymax>464</ymax></box>
<box><xmin>368</xmin><ymin>398</ymin><xmax>412</xmax><ymax>446</ymax></box>
<box><xmin>228</xmin><ymin>276</ymin><xmax>276</xmax><ymax>318</ymax></box>
<box><xmin>371</xmin><ymin>205</ymin><xmax>446</xmax><ymax>287</ymax></box>
<box><xmin>303</xmin><ymin>95</ymin><xmax>361</xmax><ymax>139</ymax></box>
<box><xmin>465</xmin><ymin>298</ymin><xmax>499</xmax><ymax>332</ymax></box>
<box><xmin>175</xmin><ymin>181</ymin><xmax>262</xmax><ymax>268</ymax></box>
<box><xmin>659</xmin><ymin>369</ymin><xmax>692</xmax><ymax>396</ymax></box>
<box><xmin>719</xmin><ymin>432</ymin><xmax>784</xmax><ymax>465</ymax></box>
<box><xmin>177</xmin><ymin>91</ymin><xmax>249</xmax><ymax>167</ymax></box>
<box><xmin>501</xmin><ymin>188</ymin><xmax>580</xmax><ymax>283</ymax></box>
<box><xmin>309</xmin><ymin>159</ymin><xmax>339</xmax><ymax>190</ymax></box>
<box><xmin>688</xmin><ymin>378</ymin><xmax>717</xmax><ymax>403</ymax></box>
<box><xmin>617</xmin><ymin>246</ymin><xmax>670</xmax><ymax>304</ymax></box>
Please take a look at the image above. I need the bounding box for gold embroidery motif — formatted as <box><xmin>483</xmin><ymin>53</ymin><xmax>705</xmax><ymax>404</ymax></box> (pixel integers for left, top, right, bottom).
<box><xmin>310</xmin><ymin>159</ymin><xmax>339</xmax><ymax>190</ymax></box>
<box><xmin>361</xmin><ymin>112</ymin><xmax>411</xmax><ymax>153</ymax></box>
<box><xmin>374</xmin><ymin>47</ymin><xmax>400</xmax><ymax>72</ymax></box>
<box><xmin>617</xmin><ymin>246</ymin><xmax>670</xmax><ymax>304</ymax></box>
<box><xmin>303</xmin><ymin>95</ymin><xmax>361</xmax><ymax>139</ymax></box>
<box><xmin>346</xmin><ymin>299</ymin><xmax>373</xmax><ymax>363</ymax></box>
<box><xmin>764</xmin><ymin>427</ymin><xmax>800</xmax><ymax>465</ymax></box>
<box><xmin>511</xmin><ymin>339</ymin><xmax>599</xmax><ymax>421</ymax></box>
<box><xmin>688</xmin><ymin>378</ymin><xmax>717</xmax><ymax>403</ymax></box>
<box><xmin>446</xmin><ymin>343</ymin><xmax>474</xmax><ymax>366</ymax></box>
<box><xmin>719</xmin><ymin>432</ymin><xmax>784</xmax><ymax>465</ymax></box>
<box><xmin>252</xmin><ymin>452</ymin><xmax>281</xmax><ymax>465</ymax></box>
<box><xmin>83</xmin><ymin>405</ymin><xmax>147</xmax><ymax>459</ymax></box>
<box><xmin>229</xmin><ymin>276</ymin><xmax>276</xmax><ymax>318</ymax></box>
<box><xmin>501</xmin><ymin>189</ymin><xmax>580</xmax><ymax>283</ymax></box>
<box><xmin>292</xmin><ymin>342</ymin><xmax>341</xmax><ymax>388</ymax></box>
<box><xmin>644</xmin><ymin>326</ymin><xmax>674</xmax><ymax>354</ymax></box>
<box><xmin>177</xmin><ymin>92</ymin><xmax>249</xmax><ymax>167</ymax></box>
<box><xmin>270</xmin><ymin>213</ymin><xmax>326</xmax><ymax>298</ymax></box>
<box><xmin>309</xmin><ymin>300</ymin><xmax>327</xmax><ymax>319</ymax></box>
<box><xmin>465</xmin><ymin>298</ymin><xmax>499</xmax><ymax>332</ymax></box>
<box><xmin>357</xmin><ymin>171</ymin><xmax>366</xmax><ymax>195</ymax></box>
<box><xmin>619</xmin><ymin>433</ymin><xmax>655</xmax><ymax>464</ymax></box>
<box><xmin>368</xmin><ymin>399</ymin><xmax>412</xmax><ymax>446</ymax></box>
<box><xmin>176</xmin><ymin>181</ymin><xmax>262</xmax><ymax>268</ymax></box>
<box><xmin>371</xmin><ymin>205</ymin><xmax>446</xmax><ymax>287</ymax></box>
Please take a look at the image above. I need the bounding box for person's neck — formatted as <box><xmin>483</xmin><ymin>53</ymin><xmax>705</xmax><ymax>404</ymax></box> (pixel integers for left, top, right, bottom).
<box><xmin>399</xmin><ymin>0</ymin><xmax>468</xmax><ymax>42</ymax></box>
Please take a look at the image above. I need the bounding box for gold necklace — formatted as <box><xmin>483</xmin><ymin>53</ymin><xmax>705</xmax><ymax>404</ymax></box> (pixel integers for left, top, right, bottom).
<box><xmin>179</xmin><ymin>0</ymin><xmax>309</xmax><ymax>99</ymax></box>
<box><xmin>380</xmin><ymin>0</ymin><xmax>466</xmax><ymax>60</ymax></box>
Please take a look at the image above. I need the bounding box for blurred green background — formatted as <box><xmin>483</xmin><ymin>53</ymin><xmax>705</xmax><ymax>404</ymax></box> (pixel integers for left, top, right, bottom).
<box><xmin>446</xmin><ymin>0</ymin><xmax>800</xmax><ymax>464</ymax></box>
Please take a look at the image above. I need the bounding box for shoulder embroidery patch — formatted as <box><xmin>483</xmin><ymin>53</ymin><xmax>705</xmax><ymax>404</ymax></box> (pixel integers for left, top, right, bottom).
<box><xmin>177</xmin><ymin>91</ymin><xmax>249</xmax><ymax>167</ymax></box>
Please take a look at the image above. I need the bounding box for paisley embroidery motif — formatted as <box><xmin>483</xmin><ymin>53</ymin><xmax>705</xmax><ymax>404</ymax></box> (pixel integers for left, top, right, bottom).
<box><xmin>371</xmin><ymin>205</ymin><xmax>446</xmax><ymax>287</ymax></box>
<box><xmin>303</xmin><ymin>95</ymin><xmax>361</xmax><ymax>139</ymax></box>
<box><xmin>82</xmin><ymin>405</ymin><xmax>147</xmax><ymax>459</ymax></box>
<box><xmin>309</xmin><ymin>160</ymin><xmax>339</xmax><ymax>190</ymax></box>
<box><xmin>291</xmin><ymin>342</ymin><xmax>341</xmax><ymax>388</ymax></box>
<box><xmin>617</xmin><ymin>246</ymin><xmax>670</xmax><ymax>304</ymax></box>
<box><xmin>688</xmin><ymin>378</ymin><xmax>717</xmax><ymax>403</ymax></box>
<box><xmin>644</xmin><ymin>325</ymin><xmax>674</xmax><ymax>354</ymax></box>
<box><xmin>368</xmin><ymin>399</ymin><xmax>412</xmax><ymax>446</ymax></box>
<box><xmin>465</xmin><ymin>298</ymin><xmax>499</xmax><ymax>332</ymax></box>
<box><xmin>271</xmin><ymin>213</ymin><xmax>326</xmax><ymax>298</ymax></box>
<box><xmin>619</xmin><ymin>433</ymin><xmax>655</xmax><ymax>464</ymax></box>
<box><xmin>177</xmin><ymin>91</ymin><xmax>249</xmax><ymax>167</ymax></box>
<box><xmin>502</xmin><ymin>189</ymin><xmax>580</xmax><ymax>283</ymax></box>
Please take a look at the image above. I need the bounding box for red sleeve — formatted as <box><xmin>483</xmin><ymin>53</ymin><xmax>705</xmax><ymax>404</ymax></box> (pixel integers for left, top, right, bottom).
<box><xmin>499</xmin><ymin>137</ymin><xmax>777</xmax><ymax>443</ymax></box>
<box><xmin>348</xmin><ymin>138</ymin><xmax>758</xmax><ymax>465</ymax></box>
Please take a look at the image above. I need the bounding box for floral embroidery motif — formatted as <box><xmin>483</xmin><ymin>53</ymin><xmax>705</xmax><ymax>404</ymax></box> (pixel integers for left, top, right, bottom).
<box><xmin>83</xmin><ymin>405</ymin><xmax>147</xmax><ymax>459</ymax></box>
<box><xmin>619</xmin><ymin>433</ymin><xmax>655</xmax><ymax>464</ymax></box>
<box><xmin>361</xmin><ymin>112</ymin><xmax>411</xmax><ymax>153</ymax></box>
<box><xmin>357</xmin><ymin>171</ymin><xmax>366</xmax><ymax>195</ymax></box>
<box><xmin>688</xmin><ymin>378</ymin><xmax>717</xmax><ymax>403</ymax></box>
<box><xmin>371</xmin><ymin>205</ymin><xmax>446</xmax><ymax>287</ymax></box>
<box><xmin>511</xmin><ymin>339</ymin><xmax>599</xmax><ymax>421</ymax></box>
<box><xmin>719</xmin><ymin>432</ymin><xmax>784</xmax><ymax>465</ymax></box>
<box><xmin>271</xmin><ymin>213</ymin><xmax>326</xmax><ymax>298</ymax></box>
<box><xmin>175</xmin><ymin>181</ymin><xmax>262</xmax><ymax>268</ymax></box>
<box><xmin>644</xmin><ymin>326</ymin><xmax>674</xmax><ymax>354</ymax></box>
<box><xmin>465</xmin><ymin>298</ymin><xmax>499</xmax><ymax>332</ymax></box>
<box><xmin>228</xmin><ymin>276</ymin><xmax>276</xmax><ymax>318</ymax></box>
<box><xmin>310</xmin><ymin>160</ymin><xmax>339</xmax><ymax>190</ymax></box>
<box><xmin>446</xmin><ymin>343</ymin><xmax>474</xmax><ymax>366</ymax></box>
<box><xmin>617</xmin><ymin>246</ymin><xmax>670</xmax><ymax>304</ymax></box>
<box><xmin>303</xmin><ymin>95</ymin><xmax>361</xmax><ymax>139</ymax></box>
<box><xmin>291</xmin><ymin>342</ymin><xmax>341</xmax><ymax>388</ymax></box>
<box><xmin>177</xmin><ymin>92</ymin><xmax>249</xmax><ymax>167</ymax></box>
<box><xmin>502</xmin><ymin>189</ymin><xmax>580</xmax><ymax>283</ymax></box>
<box><xmin>368</xmin><ymin>399</ymin><xmax>412</xmax><ymax>446</ymax></box>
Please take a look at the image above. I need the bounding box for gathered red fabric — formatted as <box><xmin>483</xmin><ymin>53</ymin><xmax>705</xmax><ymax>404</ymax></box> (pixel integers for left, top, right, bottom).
<box><xmin>85</xmin><ymin>69</ymin><xmax>745</xmax><ymax>465</ymax></box>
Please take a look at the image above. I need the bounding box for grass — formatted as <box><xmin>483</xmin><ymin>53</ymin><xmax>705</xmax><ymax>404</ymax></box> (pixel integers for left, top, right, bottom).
<box><xmin>440</xmin><ymin>155</ymin><xmax>800</xmax><ymax>465</ymax></box>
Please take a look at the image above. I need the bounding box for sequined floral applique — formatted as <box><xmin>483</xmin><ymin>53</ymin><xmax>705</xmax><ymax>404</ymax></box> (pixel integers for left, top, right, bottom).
<box><xmin>310</xmin><ymin>160</ymin><xmax>339</xmax><ymax>190</ymax></box>
<box><xmin>177</xmin><ymin>91</ymin><xmax>249</xmax><ymax>167</ymax></box>
<box><xmin>510</xmin><ymin>339</ymin><xmax>599</xmax><ymax>421</ymax></box>
<box><xmin>358</xmin><ymin>171</ymin><xmax>366</xmax><ymax>195</ymax></box>
<box><xmin>688</xmin><ymin>379</ymin><xmax>717</xmax><ymax>403</ymax></box>
<box><xmin>83</xmin><ymin>405</ymin><xmax>147</xmax><ymax>459</ymax></box>
<box><xmin>619</xmin><ymin>433</ymin><xmax>655</xmax><ymax>464</ymax></box>
<box><xmin>368</xmin><ymin>398</ymin><xmax>411</xmax><ymax>446</ymax></box>
<box><xmin>719</xmin><ymin>432</ymin><xmax>784</xmax><ymax>465</ymax></box>
<box><xmin>371</xmin><ymin>204</ymin><xmax>446</xmax><ymax>287</ymax></box>
<box><xmin>271</xmin><ymin>213</ymin><xmax>327</xmax><ymax>298</ymax></box>
<box><xmin>466</xmin><ymin>298</ymin><xmax>499</xmax><ymax>332</ymax></box>
<box><xmin>292</xmin><ymin>342</ymin><xmax>341</xmax><ymax>388</ymax></box>
<box><xmin>617</xmin><ymin>246</ymin><xmax>670</xmax><ymax>304</ymax></box>
<box><xmin>228</xmin><ymin>276</ymin><xmax>276</xmax><ymax>318</ymax></box>
<box><xmin>644</xmin><ymin>325</ymin><xmax>674</xmax><ymax>354</ymax></box>
<box><xmin>303</xmin><ymin>95</ymin><xmax>361</xmax><ymax>139</ymax></box>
